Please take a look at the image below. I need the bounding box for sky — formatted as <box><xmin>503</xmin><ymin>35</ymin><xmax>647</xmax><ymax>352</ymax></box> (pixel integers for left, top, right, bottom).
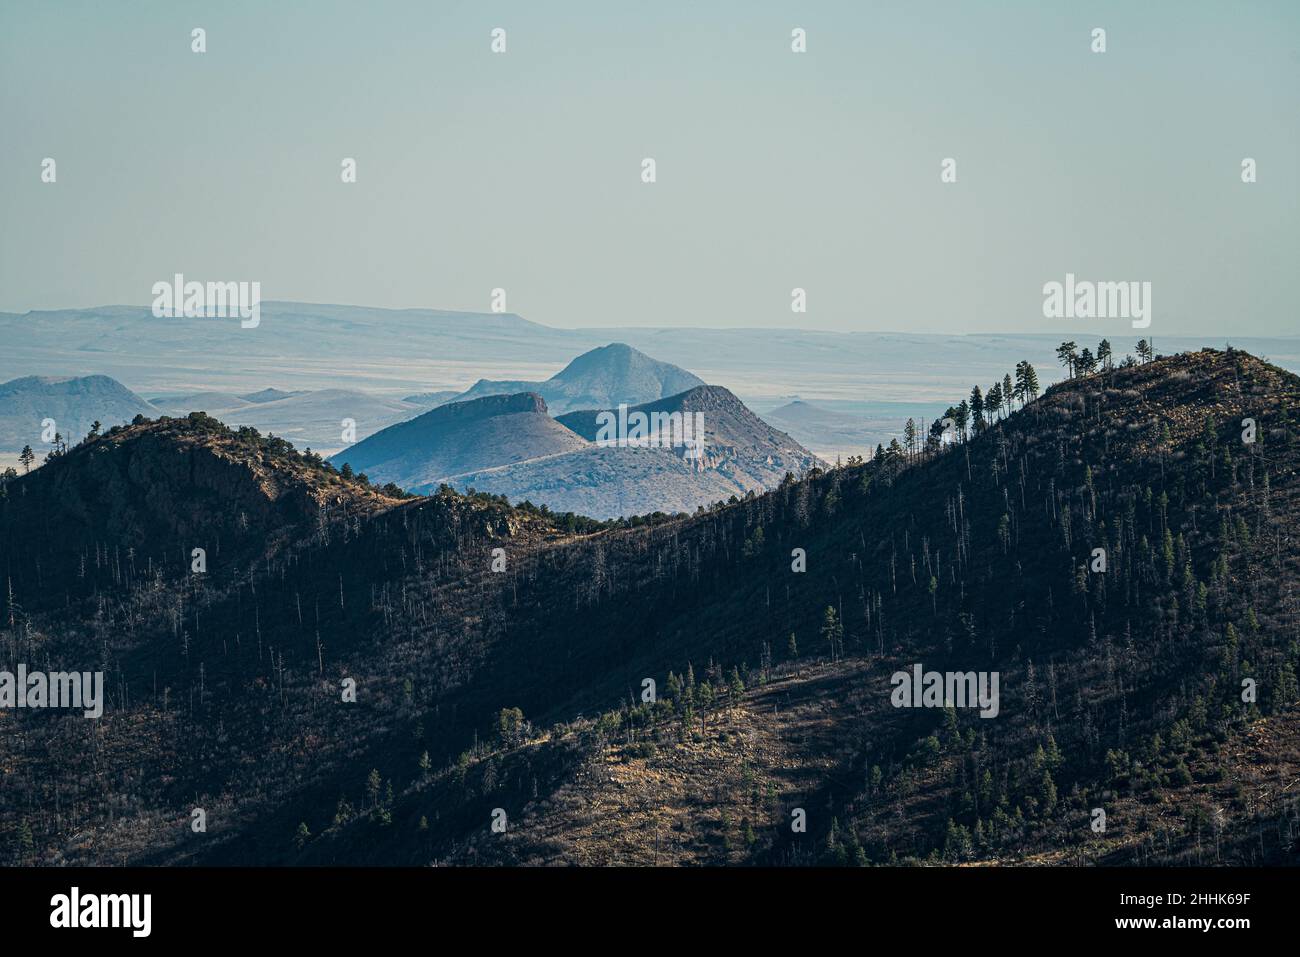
<box><xmin>2</xmin><ymin>0</ymin><xmax>1297</xmax><ymax>336</ymax></box>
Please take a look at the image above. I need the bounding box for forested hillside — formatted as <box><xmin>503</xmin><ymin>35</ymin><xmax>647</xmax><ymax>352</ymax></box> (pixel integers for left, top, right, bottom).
<box><xmin>1</xmin><ymin>349</ymin><xmax>1297</xmax><ymax>867</ymax></box>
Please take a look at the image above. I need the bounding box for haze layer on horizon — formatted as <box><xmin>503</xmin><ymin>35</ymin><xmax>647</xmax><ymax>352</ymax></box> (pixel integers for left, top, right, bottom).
<box><xmin>2</xmin><ymin>0</ymin><xmax>1296</xmax><ymax>336</ymax></box>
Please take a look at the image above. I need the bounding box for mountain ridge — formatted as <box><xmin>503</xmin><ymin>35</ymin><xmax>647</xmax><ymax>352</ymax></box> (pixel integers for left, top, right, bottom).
<box><xmin>2</xmin><ymin>348</ymin><xmax>1298</xmax><ymax>868</ymax></box>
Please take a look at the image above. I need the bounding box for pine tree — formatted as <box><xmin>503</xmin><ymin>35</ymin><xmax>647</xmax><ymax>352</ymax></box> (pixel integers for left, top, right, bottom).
<box><xmin>1077</xmin><ymin>347</ymin><xmax>1096</xmax><ymax>375</ymax></box>
<box><xmin>1056</xmin><ymin>341</ymin><xmax>1079</xmax><ymax>378</ymax></box>
<box><xmin>821</xmin><ymin>606</ymin><xmax>843</xmax><ymax>661</ymax></box>
<box><xmin>1044</xmin><ymin>733</ymin><xmax>1063</xmax><ymax>770</ymax></box>
<box><xmin>1016</xmin><ymin>361</ymin><xmax>1039</xmax><ymax>402</ymax></box>
<box><xmin>1273</xmin><ymin>664</ymin><xmax>1299</xmax><ymax>711</ymax></box>
<box><xmin>987</xmin><ymin>381</ymin><xmax>1003</xmax><ymax>421</ymax></box>
<box><xmin>1038</xmin><ymin>770</ymin><xmax>1058</xmax><ymax>816</ymax></box>
<box><xmin>945</xmin><ymin>818</ymin><xmax>973</xmax><ymax>860</ymax></box>
<box><xmin>970</xmin><ymin>386</ymin><xmax>985</xmax><ymax>433</ymax></box>
<box><xmin>666</xmin><ymin>670</ymin><xmax>683</xmax><ymax>704</ymax></box>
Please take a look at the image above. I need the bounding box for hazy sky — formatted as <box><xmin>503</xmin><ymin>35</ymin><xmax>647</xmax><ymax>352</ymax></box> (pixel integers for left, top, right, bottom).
<box><xmin>2</xmin><ymin>0</ymin><xmax>1297</xmax><ymax>335</ymax></box>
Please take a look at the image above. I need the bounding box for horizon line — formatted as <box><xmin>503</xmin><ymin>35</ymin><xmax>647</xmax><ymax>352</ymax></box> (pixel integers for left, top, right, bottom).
<box><xmin>2</xmin><ymin>300</ymin><xmax>1296</xmax><ymax>342</ymax></box>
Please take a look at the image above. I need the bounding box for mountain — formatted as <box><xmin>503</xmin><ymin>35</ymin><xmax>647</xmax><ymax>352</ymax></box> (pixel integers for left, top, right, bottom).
<box><xmin>440</xmin><ymin>384</ymin><xmax>823</xmax><ymax>518</ymax></box>
<box><xmin>0</xmin><ymin>374</ymin><xmax>157</xmax><ymax>451</ymax></box>
<box><xmin>763</xmin><ymin>399</ymin><xmax>861</xmax><ymax>429</ymax></box>
<box><xmin>421</xmin><ymin>384</ymin><xmax>821</xmax><ymax>520</ymax></box>
<box><xmin>558</xmin><ymin>385</ymin><xmax>820</xmax><ymax>475</ymax></box>
<box><xmin>331</xmin><ymin>385</ymin><xmax>818</xmax><ymax>518</ymax></box>
<box><xmin>156</xmin><ymin>388</ymin><xmax>424</xmax><ymax>453</ymax></box>
<box><xmin>0</xmin><ymin>412</ymin><xmax>406</xmax><ymax>613</ymax></box>
<box><xmin>329</xmin><ymin>392</ymin><xmax>589</xmax><ymax>489</ymax></box>
<box><xmin>2</xmin><ymin>349</ymin><xmax>1298</xmax><ymax>869</ymax></box>
<box><xmin>451</xmin><ymin>342</ymin><xmax>706</xmax><ymax>414</ymax></box>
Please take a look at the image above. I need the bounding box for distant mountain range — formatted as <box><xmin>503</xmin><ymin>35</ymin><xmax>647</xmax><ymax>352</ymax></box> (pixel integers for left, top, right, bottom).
<box><xmin>321</xmin><ymin>341</ymin><xmax>822</xmax><ymax>518</ymax></box>
<box><xmin>2</xmin><ymin>343</ymin><xmax>828</xmax><ymax>514</ymax></box>
<box><xmin>0</xmin><ymin>373</ymin><xmax>434</xmax><ymax>456</ymax></box>
<box><xmin>151</xmin><ymin>388</ymin><xmax>423</xmax><ymax>454</ymax></box>
<box><xmin>334</xmin><ymin>383</ymin><xmax>823</xmax><ymax>518</ymax></box>
<box><xmin>7</xmin><ymin>303</ymin><xmax>1297</xmax><ymax>428</ymax></box>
